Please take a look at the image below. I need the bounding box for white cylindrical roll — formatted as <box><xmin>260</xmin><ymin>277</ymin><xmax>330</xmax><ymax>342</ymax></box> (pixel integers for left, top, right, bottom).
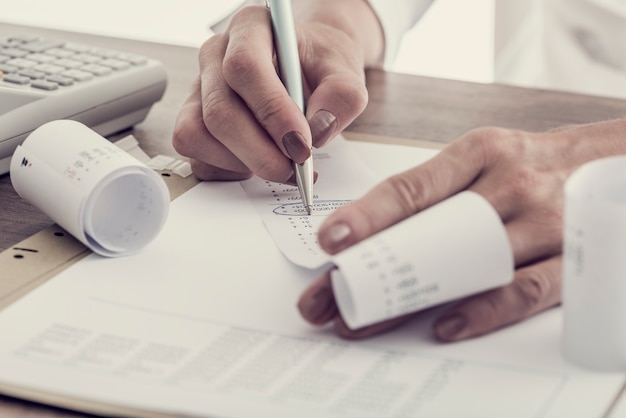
<box><xmin>331</xmin><ymin>191</ymin><xmax>514</xmax><ymax>330</ymax></box>
<box><xmin>563</xmin><ymin>155</ymin><xmax>626</xmax><ymax>371</ymax></box>
<box><xmin>10</xmin><ymin>120</ymin><xmax>170</xmax><ymax>257</ymax></box>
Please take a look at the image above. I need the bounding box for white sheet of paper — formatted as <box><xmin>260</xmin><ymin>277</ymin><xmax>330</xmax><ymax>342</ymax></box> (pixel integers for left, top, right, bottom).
<box><xmin>0</xmin><ymin>140</ymin><xmax>623</xmax><ymax>418</ymax></box>
<box><xmin>0</xmin><ymin>0</ymin><xmax>244</xmax><ymax>47</ymax></box>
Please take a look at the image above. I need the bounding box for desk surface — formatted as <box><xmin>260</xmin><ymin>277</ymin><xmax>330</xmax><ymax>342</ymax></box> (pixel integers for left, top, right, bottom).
<box><xmin>1</xmin><ymin>22</ymin><xmax>626</xmax><ymax>417</ymax></box>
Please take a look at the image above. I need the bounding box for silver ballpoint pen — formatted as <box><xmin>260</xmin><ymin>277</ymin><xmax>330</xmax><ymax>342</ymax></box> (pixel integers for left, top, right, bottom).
<box><xmin>267</xmin><ymin>0</ymin><xmax>314</xmax><ymax>215</ymax></box>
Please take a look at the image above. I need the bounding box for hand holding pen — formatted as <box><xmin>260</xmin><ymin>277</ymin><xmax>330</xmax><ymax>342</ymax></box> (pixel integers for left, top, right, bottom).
<box><xmin>172</xmin><ymin>1</ymin><xmax>378</xmax><ymax>194</ymax></box>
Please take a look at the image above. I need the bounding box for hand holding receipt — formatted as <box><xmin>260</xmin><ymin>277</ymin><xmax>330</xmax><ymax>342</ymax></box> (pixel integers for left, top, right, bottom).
<box><xmin>241</xmin><ymin>137</ymin><xmax>513</xmax><ymax>332</ymax></box>
<box><xmin>267</xmin><ymin>0</ymin><xmax>314</xmax><ymax>214</ymax></box>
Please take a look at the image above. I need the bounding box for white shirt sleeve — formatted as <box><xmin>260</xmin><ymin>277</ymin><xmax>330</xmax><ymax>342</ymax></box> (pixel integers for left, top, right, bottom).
<box><xmin>367</xmin><ymin>0</ymin><xmax>433</xmax><ymax>66</ymax></box>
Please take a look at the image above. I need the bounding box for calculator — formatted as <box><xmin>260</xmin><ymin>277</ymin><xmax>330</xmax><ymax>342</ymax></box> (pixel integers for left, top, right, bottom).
<box><xmin>0</xmin><ymin>34</ymin><xmax>167</xmax><ymax>175</ymax></box>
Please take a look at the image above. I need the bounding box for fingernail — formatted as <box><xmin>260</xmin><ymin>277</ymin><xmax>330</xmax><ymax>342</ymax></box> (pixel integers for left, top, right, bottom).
<box><xmin>319</xmin><ymin>223</ymin><xmax>352</xmax><ymax>254</ymax></box>
<box><xmin>298</xmin><ymin>283</ymin><xmax>338</xmax><ymax>324</ymax></box>
<box><xmin>434</xmin><ymin>314</ymin><xmax>468</xmax><ymax>341</ymax></box>
<box><xmin>310</xmin><ymin>110</ymin><xmax>337</xmax><ymax>148</ymax></box>
<box><xmin>282</xmin><ymin>131</ymin><xmax>310</xmax><ymax>163</ymax></box>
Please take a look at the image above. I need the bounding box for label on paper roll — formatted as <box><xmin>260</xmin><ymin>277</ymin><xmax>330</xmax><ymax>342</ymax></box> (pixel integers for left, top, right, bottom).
<box><xmin>563</xmin><ymin>155</ymin><xmax>626</xmax><ymax>371</ymax></box>
<box><xmin>331</xmin><ymin>191</ymin><xmax>514</xmax><ymax>330</ymax></box>
<box><xmin>10</xmin><ymin>120</ymin><xmax>170</xmax><ymax>257</ymax></box>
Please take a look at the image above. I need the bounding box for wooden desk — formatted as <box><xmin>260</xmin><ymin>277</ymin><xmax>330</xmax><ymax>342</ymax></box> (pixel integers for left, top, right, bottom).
<box><xmin>1</xmin><ymin>23</ymin><xmax>626</xmax><ymax>417</ymax></box>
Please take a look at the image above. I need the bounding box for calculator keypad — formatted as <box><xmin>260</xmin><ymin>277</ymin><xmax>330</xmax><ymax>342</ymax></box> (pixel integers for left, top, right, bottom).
<box><xmin>0</xmin><ymin>35</ymin><xmax>148</xmax><ymax>91</ymax></box>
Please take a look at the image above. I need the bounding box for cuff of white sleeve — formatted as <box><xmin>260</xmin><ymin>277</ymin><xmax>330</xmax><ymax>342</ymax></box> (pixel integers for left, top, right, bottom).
<box><xmin>366</xmin><ymin>0</ymin><xmax>433</xmax><ymax>67</ymax></box>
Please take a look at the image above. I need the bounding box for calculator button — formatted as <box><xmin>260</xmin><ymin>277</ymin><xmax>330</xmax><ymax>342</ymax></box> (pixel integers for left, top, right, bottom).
<box><xmin>3</xmin><ymin>73</ymin><xmax>30</xmax><ymax>85</ymax></box>
<box><xmin>20</xmin><ymin>40</ymin><xmax>64</xmax><ymax>53</ymax></box>
<box><xmin>0</xmin><ymin>63</ymin><xmax>18</xmax><ymax>73</ymax></box>
<box><xmin>0</xmin><ymin>38</ymin><xmax>22</xmax><ymax>48</ymax></box>
<box><xmin>61</xmin><ymin>69</ymin><xmax>93</xmax><ymax>81</ymax></box>
<box><xmin>80</xmin><ymin>64</ymin><xmax>112</xmax><ymax>76</ymax></box>
<box><xmin>31</xmin><ymin>79</ymin><xmax>59</xmax><ymax>90</ymax></box>
<box><xmin>72</xmin><ymin>53</ymin><xmax>102</xmax><ymax>64</ymax></box>
<box><xmin>44</xmin><ymin>48</ymin><xmax>75</xmax><ymax>58</ymax></box>
<box><xmin>62</xmin><ymin>43</ymin><xmax>91</xmax><ymax>53</ymax></box>
<box><xmin>7</xmin><ymin>58</ymin><xmax>37</xmax><ymax>69</ymax></box>
<box><xmin>0</xmin><ymin>55</ymin><xmax>11</xmax><ymax>63</ymax></box>
<box><xmin>53</xmin><ymin>58</ymin><xmax>83</xmax><ymax>69</ymax></box>
<box><xmin>99</xmin><ymin>59</ymin><xmax>130</xmax><ymax>71</ymax></box>
<box><xmin>89</xmin><ymin>48</ymin><xmax>119</xmax><ymax>58</ymax></box>
<box><xmin>9</xmin><ymin>35</ymin><xmax>39</xmax><ymax>43</ymax></box>
<box><xmin>116</xmin><ymin>53</ymin><xmax>148</xmax><ymax>65</ymax></box>
<box><xmin>18</xmin><ymin>69</ymin><xmax>45</xmax><ymax>79</ymax></box>
<box><xmin>1</xmin><ymin>48</ymin><xmax>30</xmax><ymax>58</ymax></box>
<box><xmin>26</xmin><ymin>53</ymin><xmax>56</xmax><ymax>63</ymax></box>
<box><xmin>46</xmin><ymin>74</ymin><xmax>74</xmax><ymax>86</ymax></box>
<box><xmin>33</xmin><ymin>64</ymin><xmax>65</xmax><ymax>75</ymax></box>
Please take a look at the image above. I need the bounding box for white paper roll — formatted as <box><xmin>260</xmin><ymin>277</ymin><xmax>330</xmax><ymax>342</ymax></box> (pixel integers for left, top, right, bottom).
<box><xmin>563</xmin><ymin>155</ymin><xmax>626</xmax><ymax>371</ymax></box>
<box><xmin>331</xmin><ymin>191</ymin><xmax>514</xmax><ymax>330</ymax></box>
<box><xmin>10</xmin><ymin>120</ymin><xmax>170</xmax><ymax>257</ymax></box>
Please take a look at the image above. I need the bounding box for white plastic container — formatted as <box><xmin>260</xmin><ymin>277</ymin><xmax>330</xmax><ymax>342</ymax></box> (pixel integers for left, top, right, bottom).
<box><xmin>563</xmin><ymin>155</ymin><xmax>626</xmax><ymax>371</ymax></box>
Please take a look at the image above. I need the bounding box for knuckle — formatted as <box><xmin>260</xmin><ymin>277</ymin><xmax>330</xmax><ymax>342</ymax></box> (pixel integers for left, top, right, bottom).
<box><xmin>508</xmin><ymin>166</ymin><xmax>542</xmax><ymax>203</ymax></box>
<box><xmin>462</xmin><ymin>126</ymin><xmax>527</xmax><ymax>164</ymax></box>
<box><xmin>254</xmin><ymin>94</ymin><xmax>292</xmax><ymax>130</ymax></box>
<box><xmin>462</xmin><ymin>126</ymin><xmax>498</xmax><ymax>144</ymax></box>
<box><xmin>199</xmin><ymin>34</ymin><xmax>224</xmax><ymax>56</ymax></box>
<box><xmin>385</xmin><ymin>174</ymin><xmax>425</xmax><ymax>215</ymax></box>
<box><xmin>223</xmin><ymin>47</ymin><xmax>291</xmax><ymax>130</ymax></box>
<box><xmin>222</xmin><ymin>44</ymin><xmax>258</xmax><ymax>86</ymax></box>
<box><xmin>464</xmin><ymin>127</ymin><xmax>550</xmax><ymax>206</ymax></box>
<box><xmin>384</xmin><ymin>165</ymin><xmax>443</xmax><ymax>215</ymax></box>
<box><xmin>201</xmin><ymin>89</ymin><xmax>237</xmax><ymax>135</ymax></box>
<box><xmin>513</xmin><ymin>273</ymin><xmax>551</xmax><ymax>314</ymax></box>
<box><xmin>172</xmin><ymin>115</ymin><xmax>202</xmax><ymax>157</ymax></box>
<box><xmin>331</xmin><ymin>77</ymin><xmax>369</xmax><ymax>118</ymax></box>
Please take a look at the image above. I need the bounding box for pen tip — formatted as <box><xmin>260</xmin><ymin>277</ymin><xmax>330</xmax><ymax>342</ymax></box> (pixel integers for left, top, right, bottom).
<box><xmin>306</xmin><ymin>205</ymin><xmax>312</xmax><ymax>215</ymax></box>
